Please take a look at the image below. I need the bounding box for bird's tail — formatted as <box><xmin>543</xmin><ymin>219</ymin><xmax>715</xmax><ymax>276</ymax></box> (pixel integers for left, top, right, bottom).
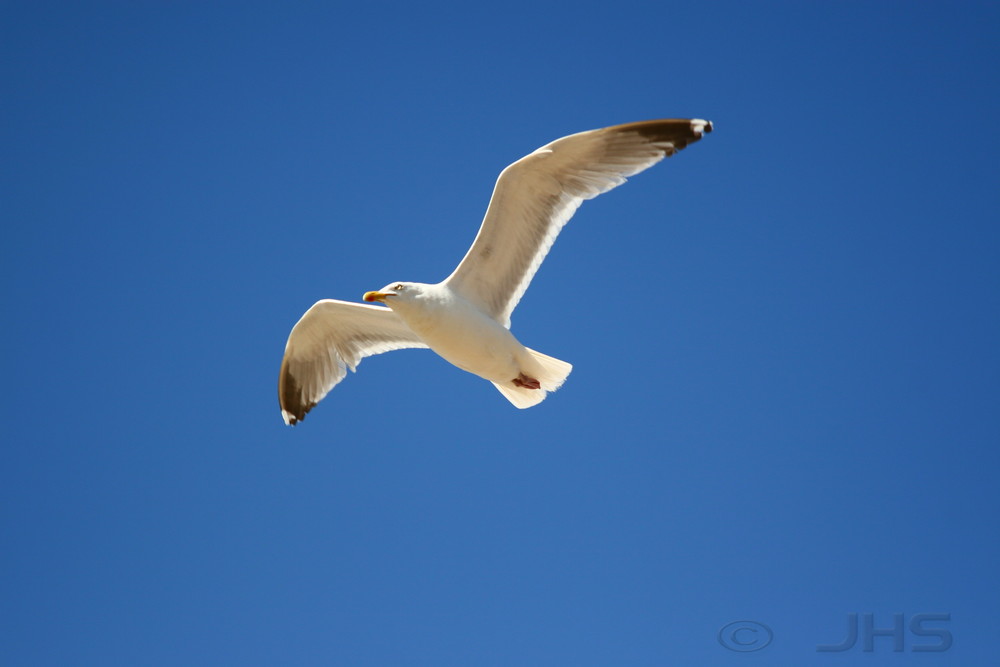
<box><xmin>491</xmin><ymin>348</ymin><xmax>573</xmax><ymax>409</ymax></box>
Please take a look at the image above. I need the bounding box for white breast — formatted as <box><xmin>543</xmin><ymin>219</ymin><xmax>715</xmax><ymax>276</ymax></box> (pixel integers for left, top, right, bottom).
<box><xmin>390</xmin><ymin>285</ymin><xmax>525</xmax><ymax>383</ymax></box>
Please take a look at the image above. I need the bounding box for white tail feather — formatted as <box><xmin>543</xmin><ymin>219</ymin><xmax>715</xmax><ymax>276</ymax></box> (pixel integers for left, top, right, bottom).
<box><xmin>491</xmin><ymin>348</ymin><xmax>572</xmax><ymax>409</ymax></box>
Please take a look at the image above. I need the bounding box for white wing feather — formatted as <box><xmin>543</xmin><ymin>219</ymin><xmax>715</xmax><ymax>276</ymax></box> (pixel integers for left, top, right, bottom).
<box><xmin>444</xmin><ymin>119</ymin><xmax>712</xmax><ymax>327</ymax></box>
<box><xmin>278</xmin><ymin>300</ymin><xmax>428</xmax><ymax>424</ymax></box>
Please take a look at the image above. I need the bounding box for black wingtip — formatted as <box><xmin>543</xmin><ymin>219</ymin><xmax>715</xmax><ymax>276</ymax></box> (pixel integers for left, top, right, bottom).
<box><xmin>278</xmin><ymin>358</ymin><xmax>313</xmax><ymax>426</ymax></box>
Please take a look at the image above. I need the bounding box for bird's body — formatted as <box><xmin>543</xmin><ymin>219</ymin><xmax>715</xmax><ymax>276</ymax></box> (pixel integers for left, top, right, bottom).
<box><xmin>378</xmin><ymin>282</ymin><xmax>522</xmax><ymax>382</ymax></box>
<box><xmin>278</xmin><ymin>119</ymin><xmax>712</xmax><ymax>424</ymax></box>
<box><xmin>361</xmin><ymin>281</ymin><xmax>572</xmax><ymax>410</ymax></box>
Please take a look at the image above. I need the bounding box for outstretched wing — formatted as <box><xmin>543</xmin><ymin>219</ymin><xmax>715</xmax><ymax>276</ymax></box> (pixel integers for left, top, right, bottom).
<box><xmin>278</xmin><ymin>300</ymin><xmax>428</xmax><ymax>425</ymax></box>
<box><xmin>444</xmin><ymin>119</ymin><xmax>712</xmax><ymax>327</ymax></box>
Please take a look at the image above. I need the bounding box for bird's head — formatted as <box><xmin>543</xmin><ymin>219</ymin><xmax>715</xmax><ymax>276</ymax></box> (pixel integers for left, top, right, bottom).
<box><xmin>363</xmin><ymin>281</ymin><xmax>419</xmax><ymax>305</ymax></box>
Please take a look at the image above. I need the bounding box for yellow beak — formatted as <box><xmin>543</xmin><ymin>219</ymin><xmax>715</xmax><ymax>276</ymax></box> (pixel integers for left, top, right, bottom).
<box><xmin>363</xmin><ymin>291</ymin><xmax>388</xmax><ymax>303</ymax></box>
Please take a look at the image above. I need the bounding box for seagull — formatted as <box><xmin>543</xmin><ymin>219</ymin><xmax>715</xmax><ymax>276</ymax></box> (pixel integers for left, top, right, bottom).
<box><xmin>278</xmin><ymin>118</ymin><xmax>712</xmax><ymax>424</ymax></box>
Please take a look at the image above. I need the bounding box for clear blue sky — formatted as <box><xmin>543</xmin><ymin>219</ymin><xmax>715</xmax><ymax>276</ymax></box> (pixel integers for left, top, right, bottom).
<box><xmin>2</xmin><ymin>2</ymin><xmax>998</xmax><ymax>665</ymax></box>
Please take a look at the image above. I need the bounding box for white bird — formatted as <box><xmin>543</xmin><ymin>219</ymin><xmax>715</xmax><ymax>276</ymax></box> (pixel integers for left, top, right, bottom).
<box><xmin>278</xmin><ymin>118</ymin><xmax>712</xmax><ymax>424</ymax></box>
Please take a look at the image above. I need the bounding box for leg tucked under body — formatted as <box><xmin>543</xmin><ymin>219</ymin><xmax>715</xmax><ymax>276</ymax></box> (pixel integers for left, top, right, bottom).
<box><xmin>512</xmin><ymin>373</ymin><xmax>540</xmax><ymax>390</ymax></box>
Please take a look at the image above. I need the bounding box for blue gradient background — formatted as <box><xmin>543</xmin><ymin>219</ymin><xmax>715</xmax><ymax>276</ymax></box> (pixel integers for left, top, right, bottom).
<box><xmin>2</xmin><ymin>2</ymin><xmax>998</xmax><ymax>664</ymax></box>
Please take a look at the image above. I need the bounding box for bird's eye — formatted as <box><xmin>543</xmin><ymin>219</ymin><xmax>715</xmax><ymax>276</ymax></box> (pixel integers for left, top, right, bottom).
<box><xmin>394</xmin><ymin>283</ymin><xmax>404</xmax><ymax>291</ymax></box>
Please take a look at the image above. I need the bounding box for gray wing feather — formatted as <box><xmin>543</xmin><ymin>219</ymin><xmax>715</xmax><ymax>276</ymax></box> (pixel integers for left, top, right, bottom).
<box><xmin>278</xmin><ymin>300</ymin><xmax>428</xmax><ymax>424</ymax></box>
<box><xmin>444</xmin><ymin>119</ymin><xmax>712</xmax><ymax>327</ymax></box>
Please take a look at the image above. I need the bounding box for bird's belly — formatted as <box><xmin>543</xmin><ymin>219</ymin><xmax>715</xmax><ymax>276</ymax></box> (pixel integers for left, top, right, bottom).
<box><xmin>409</xmin><ymin>311</ymin><xmax>522</xmax><ymax>382</ymax></box>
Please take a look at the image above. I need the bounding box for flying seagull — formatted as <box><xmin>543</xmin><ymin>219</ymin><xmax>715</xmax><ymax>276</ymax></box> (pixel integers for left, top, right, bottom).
<box><xmin>278</xmin><ymin>118</ymin><xmax>712</xmax><ymax>424</ymax></box>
